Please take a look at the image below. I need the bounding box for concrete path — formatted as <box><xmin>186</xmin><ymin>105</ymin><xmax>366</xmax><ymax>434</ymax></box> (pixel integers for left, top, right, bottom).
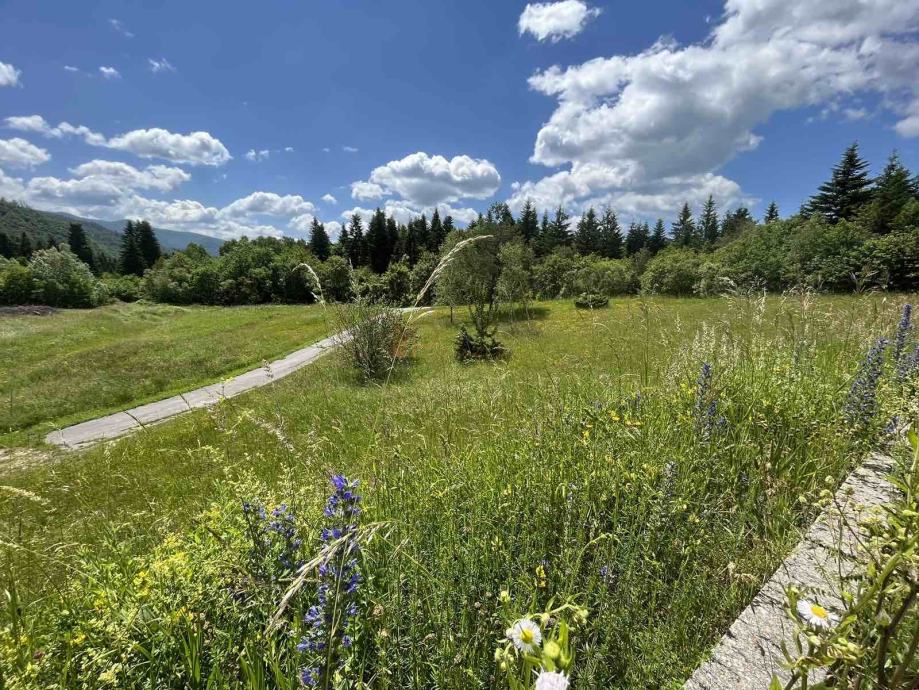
<box><xmin>45</xmin><ymin>331</ymin><xmax>347</xmax><ymax>450</ymax></box>
<box><xmin>684</xmin><ymin>453</ymin><xmax>896</xmax><ymax>689</ymax></box>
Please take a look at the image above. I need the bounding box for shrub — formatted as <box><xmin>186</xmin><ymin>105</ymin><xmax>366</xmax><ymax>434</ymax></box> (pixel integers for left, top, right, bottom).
<box><xmin>574</xmin><ymin>292</ymin><xmax>609</xmax><ymax>309</ymax></box>
<box><xmin>568</xmin><ymin>258</ymin><xmax>636</xmax><ymax>296</ymax></box>
<box><xmin>383</xmin><ymin>261</ymin><xmax>412</xmax><ymax>306</ymax></box>
<box><xmin>333</xmin><ymin>302</ymin><xmax>416</xmax><ymax>381</ymax></box>
<box><xmin>785</xmin><ymin>217</ymin><xmax>870</xmax><ymax>290</ymax></box>
<box><xmin>0</xmin><ymin>258</ymin><xmax>34</xmax><ymax>305</ymax></box>
<box><xmin>28</xmin><ymin>247</ymin><xmax>108</xmax><ymax>307</ymax></box>
<box><xmin>640</xmin><ymin>248</ymin><xmax>703</xmax><ymax>295</ymax></box>
<box><xmin>454</xmin><ymin>324</ymin><xmax>506</xmax><ymax>362</ymax></box>
<box><xmin>319</xmin><ymin>256</ymin><xmax>353</xmax><ymax>302</ymax></box>
<box><xmin>101</xmin><ymin>273</ymin><xmax>143</xmax><ymax>302</ymax></box>
<box><xmin>532</xmin><ymin>247</ymin><xmax>579</xmax><ymax>299</ymax></box>
<box><xmin>497</xmin><ymin>241</ymin><xmax>534</xmax><ymax>308</ymax></box>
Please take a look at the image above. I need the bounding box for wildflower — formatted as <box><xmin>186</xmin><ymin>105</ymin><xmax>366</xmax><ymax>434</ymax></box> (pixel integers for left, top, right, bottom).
<box><xmin>893</xmin><ymin>304</ymin><xmax>913</xmax><ymax>380</ymax></box>
<box><xmin>535</xmin><ymin>670</ymin><xmax>570</xmax><ymax>690</ymax></box>
<box><xmin>843</xmin><ymin>337</ymin><xmax>888</xmax><ymax>428</ymax></box>
<box><xmin>694</xmin><ymin>362</ymin><xmax>725</xmax><ymax>438</ymax></box>
<box><xmin>796</xmin><ymin>599</ymin><xmax>838</xmax><ymax>630</ymax></box>
<box><xmin>241</xmin><ymin>499</ymin><xmax>303</xmax><ymax>580</ymax></box>
<box><xmin>509</xmin><ymin>618</ymin><xmax>542</xmax><ymax>653</ymax></box>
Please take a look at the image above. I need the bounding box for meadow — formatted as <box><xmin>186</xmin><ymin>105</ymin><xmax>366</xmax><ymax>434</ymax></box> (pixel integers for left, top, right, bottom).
<box><xmin>0</xmin><ymin>302</ymin><xmax>327</xmax><ymax>447</ymax></box>
<box><xmin>0</xmin><ymin>294</ymin><xmax>916</xmax><ymax>688</ymax></box>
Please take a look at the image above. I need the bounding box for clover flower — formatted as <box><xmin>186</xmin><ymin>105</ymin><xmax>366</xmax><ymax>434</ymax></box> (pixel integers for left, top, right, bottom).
<box><xmin>844</xmin><ymin>337</ymin><xmax>888</xmax><ymax>427</ymax></box>
<box><xmin>535</xmin><ymin>670</ymin><xmax>570</xmax><ymax>690</ymax></box>
<box><xmin>509</xmin><ymin>618</ymin><xmax>542</xmax><ymax>654</ymax></box>
<box><xmin>298</xmin><ymin>475</ymin><xmax>363</xmax><ymax>688</ymax></box>
<box><xmin>796</xmin><ymin>598</ymin><xmax>838</xmax><ymax>630</ymax></box>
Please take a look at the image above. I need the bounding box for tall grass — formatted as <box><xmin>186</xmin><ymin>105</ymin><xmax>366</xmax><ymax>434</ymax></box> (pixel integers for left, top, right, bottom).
<box><xmin>0</xmin><ymin>294</ymin><xmax>915</xmax><ymax>688</ymax></box>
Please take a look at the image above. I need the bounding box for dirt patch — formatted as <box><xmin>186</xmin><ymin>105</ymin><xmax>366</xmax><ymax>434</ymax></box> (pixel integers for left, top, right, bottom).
<box><xmin>0</xmin><ymin>305</ymin><xmax>59</xmax><ymax>316</ymax></box>
<box><xmin>0</xmin><ymin>447</ymin><xmax>57</xmax><ymax>474</ymax></box>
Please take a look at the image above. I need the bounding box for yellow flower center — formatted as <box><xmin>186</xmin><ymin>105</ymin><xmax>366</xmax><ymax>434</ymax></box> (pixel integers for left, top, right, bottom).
<box><xmin>521</xmin><ymin>628</ymin><xmax>534</xmax><ymax>644</ymax></box>
<box><xmin>810</xmin><ymin>604</ymin><xmax>828</xmax><ymax>619</ymax></box>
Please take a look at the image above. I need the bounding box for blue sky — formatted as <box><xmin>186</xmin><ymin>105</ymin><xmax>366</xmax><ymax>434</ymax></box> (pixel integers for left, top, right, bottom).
<box><xmin>1</xmin><ymin>0</ymin><xmax>918</xmax><ymax>240</ymax></box>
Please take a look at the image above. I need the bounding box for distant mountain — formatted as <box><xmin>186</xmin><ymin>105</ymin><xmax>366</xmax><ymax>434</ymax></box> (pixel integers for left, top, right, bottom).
<box><xmin>0</xmin><ymin>200</ymin><xmax>225</xmax><ymax>258</ymax></box>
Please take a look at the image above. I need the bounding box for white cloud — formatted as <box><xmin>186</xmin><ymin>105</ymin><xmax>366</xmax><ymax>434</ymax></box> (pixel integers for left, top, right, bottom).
<box><xmin>244</xmin><ymin>148</ymin><xmax>270</xmax><ymax>162</ymax></box>
<box><xmin>518</xmin><ymin>1</ymin><xmax>602</xmax><ymax>42</ymax></box>
<box><xmin>284</xmin><ymin>146</ymin><xmax>294</xmax><ymax>153</ymax></box>
<box><xmin>512</xmin><ymin>0</ymin><xmax>919</xmax><ymax>218</ymax></box>
<box><xmin>219</xmin><ymin>191</ymin><xmax>315</xmax><ymax>219</ymax></box>
<box><xmin>99</xmin><ymin>66</ymin><xmax>121</xmax><ymax>79</ymax></box>
<box><xmin>323</xmin><ymin>220</ymin><xmax>343</xmax><ymax>240</ymax></box>
<box><xmin>350</xmin><ymin>181</ymin><xmax>385</xmax><ymax>200</ymax></box>
<box><xmin>0</xmin><ymin>166</ymin><xmax>26</xmax><ymax>199</ymax></box>
<box><xmin>321</xmin><ymin>193</ymin><xmax>337</xmax><ymax>204</ymax></box>
<box><xmin>357</xmin><ymin>152</ymin><xmax>501</xmax><ymax>207</ymax></box>
<box><xmin>69</xmin><ymin>160</ymin><xmax>190</xmax><ymax>191</ymax></box>
<box><xmin>64</xmin><ymin>65</ymin><xmax>81</xmax><ymax>73</ymax></box>
<box><xmin>148</xmin><ymin>58</ymin><xmax>175</xmax><ymax>74</ymax></box>
<box><xmin>5</xmin><ymin>115</ymin><xmax>231</xmax><ymax>166</ymax></box>
<box><xmin>0</xmin><ymin>138</ymin><xmax>51</xmax><ymax>168</ymax></box>
<box><xmin>109</xmin><ymin>18</ymin><xmax>134</xmax><ymax>38</ymax></box>
<box><xmin>290</xmin><ymin>213</ymin><xmax>315</xmax><ymax>232</ymax></box>
<box><xmin>342</xmin><ymin>145</ymin><xmax>359</xmax><ymax>153</ymax></box>
<box><xmin>342</xmin><ymin>201</ymin><xmax>478</xmax><ymax>227</ymax></box>
<box><xmin>0</xmin><ymin>62</ymin><xmax>22</xmax><ymax>87</ymax></box>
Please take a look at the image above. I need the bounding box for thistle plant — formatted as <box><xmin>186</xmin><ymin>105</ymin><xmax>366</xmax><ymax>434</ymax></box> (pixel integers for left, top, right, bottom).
<box><xmin>494</xmin><ymin>593</ymin><xmax>588</xmax><ymax>690</ymax></box>
<box><xmin>297</xmin><ymin>475</ymin><xmax>363</xmax><ymax>688</ymax></box>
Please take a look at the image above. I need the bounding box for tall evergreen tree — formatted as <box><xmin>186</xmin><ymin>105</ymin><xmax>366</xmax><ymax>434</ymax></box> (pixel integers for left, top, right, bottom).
<box><xmin>119</xmin><ymin>221</ymin><xmax>146</xmax><ymax>276</ymax></box>
<box><xmin>347</xmin><ymin>213</ymin><xmax>366</xmax><ymax>267</ymax></box>
<box><xmin>868</xmin><ymin>151</ymin><xmax>913</xmax><ymax>234</ymax></box>
<box><xmin>763</xmin><ymin>201</ymin><xmax>780</xmax><ymax>224</ymax></box>
<box><xmin>442</xmin><ymin>215</ymin><xmax>454</xmax><ymax>235</ymax></box>
<box><xmin>366</xmin><ymin>208</ymin><xmax>391</xmax><ymax>273</ymax></box>
<box><xmin>0</xmin><ymin>232</ymin><xmax>11</xmax><ymax>258</ymax></box>
<box><xmin>518</xmin><ymin>199</ymin><xmax>540</xmax><ymax>244</ymax></box>
<box><xmin>337</xmin><ymin>224</ymin><xmax>351</xmax><ymax>260</ymax></box>
<box><xmin>721</xmin><ymin>207</ymin><xmax>754</xmax><ymax>237</ymax></box>
<box><xmin>625</xmin><ymin>221</ymin><xmax>648</xmax><ymax>255</ymax></box>
<box><xmin>68</xmin><ymin>222</ymin><xmax>95</xmax><ymax>269</ymax></box>
<box><xmin>806</xmin><ymin>142</ymin><xmax>873</xmax><ymax>223</ymax></box>
<box><xmin>598</xmin><ymin>207</ymin><xmax>623</xmax><ymax>258</ymax></box>
<box><xmin>386</xmin><ymin>216</ymin><xmax>400</xmax><ymax>263</ymax></box>
<box><xmin>647</xmin><ymin>219</ymin><xmax>668</xmax><ymax>254</ymax></box>
<box><xmin>672</xmin><ymin>203</ymin><xmax>696</xmax><ymax>247</ymax></box>
<box><xmin>574</xmin><ymin>207</ymin><xmax>601</xmax><ymax>255</ymax></box>
<box><xmin>308</xmin><ymin>218</ymin><xmax>331</xmax><ymax>260</ymax></box>
<box><xmin>136</xmin><ymin>220</ymin><xmax>162</xmax><ymax>268</ymax></box>
<box><xmin>538</xmin><ymin>205</ymin><xmax>570</xmax><ymax>255</ymax></box>
<box><xmin>700</xmin><ymin>195</ymin><xmax>720</xmax><ymax>246</ymax></box>
<box><xmin>428</xmin><ymin>209</ymin><xmax>445</xmax><ymax>253</ymax></box>
<box><xmin>47</xmin><ymin>235</ymin><xmax>58</xmax><ymax>249</ymax></box>
<box><xmin>18</xmin><ymin>232</ymin><xmax>31</xmax><ymax>257</ymax></box>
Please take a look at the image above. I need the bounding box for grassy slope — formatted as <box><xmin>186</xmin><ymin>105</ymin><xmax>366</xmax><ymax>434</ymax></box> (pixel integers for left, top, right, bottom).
<box><xmin>0</xmin><ymin>301</ymin><xmax>327</xmax><ymax>445</ymax></box>
<box><xmin>1</xmin><ymin>295</ymin><xmax>910</xmax><ymax>687</ymax></box>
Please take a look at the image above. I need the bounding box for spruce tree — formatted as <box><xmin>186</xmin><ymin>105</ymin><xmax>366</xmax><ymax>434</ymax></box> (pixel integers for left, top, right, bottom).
<box><xmin>647</xmin><ymin>219</ymin><xmax>668</xmax><ymax>254</ymax></box>
<box><xmin>518</xmin><ymin>200</ymin><xmax>540</xmax><ymax>244</ymax></box>
<box><xmin>625</xmin><ymin>221</ymin><xmax>648</xmax><ymax>255</ymax></box>
<box><xmin>764</xmin><ymin>201</ymin><xmax>780</xmax><ymax>224</ymax></box>
<box><xmin>337</xmin><ymin>225</ymin><xmax>351</xmax><ymax>260</ymax></box>
<box><xmin>136</xmin><ymin>220</ymin><xmax>161</xmax><ymax>268</ymax></box>
<box><xmin>806</xmin><ymin>142</ymin><xmax>873</xmax><ymax>223</ymax></box>
<box><xmin>428</xmin><ymin>209</ymin><xmax>445</xmax><ymax>253</ymax></box>
<box><xmin>347</xmin><ymin>213</ymin><xmax>366</xmax><ymax>267</ymax></box>
<box><xmin>700</xmin><ymin>195</ymin><xmax>720</xmax><ymax>246</ymax></box>
<box><xmin>672</xmin><ymin>203</ymin><xmax>696</xmax><ymax>247</ymax></box>
<box><xmin>598</xmin><ymin>207</ymin><xmax>623</xmax><ymax>258</ymax></box>
<box><xmin>869</xmin><ymin>151</ymin><xmax>913</xmax><ymax>234</ymax></box>
<box><xmin>68</xmin><ymin>222</ymin><xmax>95</xmax><ymax>269</ymax></box>
<box><xmin>442</xmin><ymin>215</ymin><xmax>454</xmax><ymax>235</ymax></box>
<box><xmin>721</xmin><ymin>207</ymin><xmax>754</xmax><ymax>237</ymax></box>
<box><xmin>0</xmin><ymin>232</ymin><xmax>11</xmax><ymax>258</ymax></box>
<box><xmin>308</xmin><ymin>218</ymin><xmax>331</xmax><ymax>261</ymax></box>
<box><xmin>366</xmin><ymin>208</ymin><xmax>391</xmax><ymax>273</ymax></box>
<box><xmin>18</xmin><ymin>232</ymin><xmax>31</xmax><ymax>257</ymax></box>
<box><xmin>574</xmin><ymin>207</ymin><xmax>601</xmax><ymax>255</ymax></box>
<box><xmin>538</xmin><ymin>205</ymin><xmax>570</xmax><ymax>255</ymax></box>
<box><xmin>386</xmin><ymin>216</ymin><xmax>400</xmax><ymax>264</ymax></box>
<box><xmin>119</xmin><ymin>221</ymin><xmax>146</xmax><ymax>276</ymax></box>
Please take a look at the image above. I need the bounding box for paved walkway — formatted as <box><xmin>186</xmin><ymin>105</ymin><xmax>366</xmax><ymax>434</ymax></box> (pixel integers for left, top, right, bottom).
<box><xmin>45</xmin><ymin>331</ymin><xmax>347</xmax><ymax>450</ymax></box>
<box><xmin>684</xmin><ymin>453</ymin><xmax>896</xmax><ymax>689</ymax></box>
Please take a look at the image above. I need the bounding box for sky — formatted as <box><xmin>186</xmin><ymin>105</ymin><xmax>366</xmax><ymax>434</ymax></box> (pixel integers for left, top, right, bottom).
<box><xmin>1</xmin><ymin>0</ymin><xmax>918</xmax><ymax>241</ymax></box>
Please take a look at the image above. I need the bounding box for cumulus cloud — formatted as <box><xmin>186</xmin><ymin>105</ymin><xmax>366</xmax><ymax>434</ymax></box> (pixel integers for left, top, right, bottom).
<box><xmin>0</xmin><ymin>138</ymin><xmax>51</xmax><ymax>168</ymax></box>
<box><xmin>99</xmin><ymin>66</ymin><xmax>121</xmax><ymax>79</ymax></box>
<box><xmin>511</xmin><ymin>0</ymin><xmax>919</xmax><ymax>218</ymax></box>
<box><xmin>350</xmin><ymin>181</ymin><xmax>384</xmax><ymax>200</ymax></box>
<box><xmin>518</xmin><ymin>1</ymin><xmax>601</xmax><ymax>42</ymax></box>
<box><xmin>0</xmin><ymin>62</ymin><xmax>21</xmax><ymax>87</ymax></box>
<box><xmin>321</xmin><ymin>193</ymin><xmax>337</xmax><ymax>204</ymax></box>
<box><xmin>69</xmin><ymin>160</ymin><xmax>190</xmax><ymax>192</ymax></box>
<box><xmin>0</xmin><ymin>166</ymin><xmax>26</xmax><ymax>199</ymax></box>
<box><xmin>148</xmin><ymin>58</ymin><xmax>175</xmax><ymax>74</ymax></box>
<box><xmin>218</xmin><ymin>191</ymin><xmax>315</xmax><ymax>219</ymax></box>
<box><xmin>5</xmin><ymin>115</ymin><xmax>232</xmax><ymax>166</ymax></box>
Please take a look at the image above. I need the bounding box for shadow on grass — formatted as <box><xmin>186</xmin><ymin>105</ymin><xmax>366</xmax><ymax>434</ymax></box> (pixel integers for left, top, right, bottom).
<box><xmin>495</xmin><ymin>304</ymin><xmax>551</xmax><ymax>323</ymax></box>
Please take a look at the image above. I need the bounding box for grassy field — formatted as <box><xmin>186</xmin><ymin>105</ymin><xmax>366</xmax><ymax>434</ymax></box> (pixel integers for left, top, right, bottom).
<box><xmin>0</xmin><ymin>302</ymin><xmax>327</xmax><ymax>446</ymax></box>
<box><xmin>0</xmin><ymin>295</ymin><xmax>914</xmax><ymax>688</ymax></box>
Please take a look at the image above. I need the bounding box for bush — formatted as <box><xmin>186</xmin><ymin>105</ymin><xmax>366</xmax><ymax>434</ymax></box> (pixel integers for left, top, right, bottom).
<box><xmin>333</xmin><ymin>302</ymin><xmax>416</xmax><ymax>381</ymax></box>
<box><xmin>532</xmin><ymin>247</ymin><xmax>579</xmax><ymax>299</ymax></box>
<box><xmin>574</xmin><ymin>292</ymin><xmax>609</xmax><ymax>309</ymax></box>
<box><xmin>454</xmin><ymin>324</ymin><xmax>506</xmax><ymax>362</ymax></box>
<box><xmin>640</xmin><ymin>248</ymin><xmax>703</xmax><ymax>296</ymax></box>
<box><xmin>0</xmin><ymin>259</ymin><xmax>34</xmax><ymax>305</ymax></box>
<box><xmin>383</xmin><ymin>261</ymin><xmax>412</xmax><ymax>306</ymax></box>
<box><xmin>318</xmin><ymin>256</ymin><xmax>353</xmax><ymax>302</ymax></box>
<box><xmin>28</xmin><ymin>247</ymin><xmax>108</xmax><ymax>307</ymax></box>
<box><xmin>102</xmin><ymin>273</ymin><xmax>143</xmax><ymax>302</ymax></box>
<box><xmin>568</xmin><ymin>258</ymin><xmax>636</xmax><ymax>296</ymax></box>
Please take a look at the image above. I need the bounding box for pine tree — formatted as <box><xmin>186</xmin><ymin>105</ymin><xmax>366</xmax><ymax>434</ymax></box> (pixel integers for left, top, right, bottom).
<box><xmin>0</xmin><ymin>232</ymin><xmax>11</xmax><ymax>258</ymax></box>
<box><xmin>443</xmin><ymin>215</ymin><xmax>454</xmax><ymax>235</ymax></box>
<box><xmin>308</xmin><ymin>218</ymin><xmax>331</xmax><ymax>260</ymax></box>
<box><xmin>647</xmin><ymin>219</ymin><xmax>668</xmax><ymax>254</ymax></box>
<box><xmin>366</xmin><ymin>208</ymin><xmax>391</xmax><ymax>273</ymax></box>
<box><xmin>538</xmin><ymin>205</ymin><xmax>570</xmax><ymax>255</ymax></box>
<box><xmin>700</xmin><ymin>195</ymin><xmax>720</xmax><ymax>246</ymax></box>
<box><xmin>574</xmin><ymin>207</ymin><xmax>601</xmax><ymax>255</ymax></box>
<box><xmin>347</xmin><ymin>213</ymin><xmax>366</xmax><ymax>267</ymax></box>
<box><xmin>672</xmin><ymin>203</ymin><xmax>696</xmax><ymax>247</ymax></box>
<box><xmin>18</xmin><ymin>232</ymin><xmax>31</xmax><ymax>257</ymax></box>
<box><xmin>428</xmin><ymin>209</ymin><xmax>445</xmax><ymax>253</ymax></box>
<box><xmin>518</xmin><ymin>199</ymin><xmax>540</xmax><ymax>244</ymax></box>
<box><xmin>386</xmin><ymin>216</ymin><xmax>400</xmax><ymax>264</ymax></box>
<box><xmin>68</xmin><ymin>222</ymin><xmax>95</xmax><ymax>269</ymax></box>
<box><xmin>119</xmin><ymin>221</ymin><xmax>146</xmax><ymax>276</ymax></box>
<box><xmin>764</xmin><ymin>201</ymin><xmax>780</xmax><ymax>224</ymax></box>
<box><xmin>337</xmin><ymin>225</ymin><xmax>351</xmax><ymax>260</ymax></box>
<box><xmin>136</xmin><ymin>220</ymin><xmax>162</xmax><ymax>268</ymax></box>
<box><xmin>806</xmin><ymin>142</ymin><xmax>873</xmax><ymax>223</ymax></box>
<box><xmin>721</xmin><ymin>207</ymin><xmax>754</xmax><ymax>237</ymax></box>
<box><xmin>869</xmin><ymin>151</ymin><xmax>913</xmax><ymax>234</ymax></box>
<box><xmin>598</xmin><ymin>207</ymin><xmax>623</xmax><ymax>258</ymax></box>
<box><xmin>625</xmin><ymin>221</ymin><xmax>648</xmax><ymax>255</ymax></box>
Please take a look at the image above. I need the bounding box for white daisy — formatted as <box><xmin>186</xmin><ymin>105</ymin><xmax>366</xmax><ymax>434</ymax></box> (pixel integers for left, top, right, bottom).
<box><xmin>535</xmin><ymin>670</ymin><xmax>569</xmax><ymax>690</ymax></box>
<box><xmin>508</xmin><ymin>618</ymin><xmax>542</xmax><ymax>653</ymax></box>
<box><xmin>796</xmin><ymin>599</ymin><xmax>838</xmax><ymax>630</ymax></box>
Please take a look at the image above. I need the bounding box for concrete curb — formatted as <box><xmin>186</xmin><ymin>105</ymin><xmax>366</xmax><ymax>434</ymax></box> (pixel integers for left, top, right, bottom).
<box><xmin>684</xmin><ymin>453</ymin><xmax>897</xmax><ymax>689</ymax></box>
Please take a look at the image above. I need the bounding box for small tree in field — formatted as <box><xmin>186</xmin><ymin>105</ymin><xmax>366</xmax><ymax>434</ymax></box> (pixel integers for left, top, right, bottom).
<box><xmin>497</xmin><ymin>241</ymin><xmax>533</xmax><ymax>316</ymax></box>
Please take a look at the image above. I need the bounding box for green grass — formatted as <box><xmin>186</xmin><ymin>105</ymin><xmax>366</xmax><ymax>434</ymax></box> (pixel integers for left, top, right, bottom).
<box><xmin>0</xmin><ymin>301</ymin><xmax>327</xmax><ymax>446</ymax></box>
<box><xmin>0</xmin><ymin>294</ymin><xmax>914</xmax><ymax>688</ymax></box>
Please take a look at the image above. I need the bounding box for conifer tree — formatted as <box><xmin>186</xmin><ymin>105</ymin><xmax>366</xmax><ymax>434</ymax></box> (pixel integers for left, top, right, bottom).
<box><xmin>308</xmin><ymin>218</ymin><xmax>331</xmax><ymax>260</ymax></box>
<box><xmin>347</xmin><ymin>213</ymin><xmax>366</xmax><ymax>267</ymax></box>
<box><xmin>868</xmin><ymin>151</ymin><xmax>913</xmax><ymax>234</ymax></box>
<box><xmin>672</xmin><ymin>203</ymin><xmax>696</xmax><ymax>247</ymax></box>
<box><xmin>68</xmin><ymin>222</ymin><xmax>95</xmax><ymax>269</ymax></box>
<box><xmin>119</xmin><ymin>221</ymin><xmax>146</xmax><ymax>276</ymax></box>
<box><xmin>806</xmin><ymin>142</ymin><xmax>873</xmax><ymax>223</ymax></box>
<box><xmin>538</xmin><ymin>205</ymin><xmax>570</xmax><ymax>255</ymax></box>
<box><xmin>0</xmin><ymin>232</ymin><xmax>11</xmax><ymax>258</ymax></box>
<box><xmin>47</xmin><ymin>235</ymin><xmax>57</xmax><ymax>249</ymax></box>
<box><xmin>647</xmin><ymin>219</ymin><xmax>668</xmax><ymax>254</ymax></box>
<box><xmin>428</xmin><ymin>209</ymin><xmax>445</xmax><ymax>253</ymax></box>
<box><xmin>763</xmin><ymin>201</ymin><xmax>780</xmax><ymax>224</ymax></box>
<box><xmin>442</xmin><ymin>215</ymin><xmax>454</xmax><ymax>235</ymax></box>
<box><xmin>366</xmin><ymin>208</ymin><xmax>391</xmax><ymax>273</ymax></box>
<box><xmin>574</xmin><ymin>207</ymin><xmax>601</xmax><ymax>255</ymax></box>
<box><xmin>337</xmin><ymin>225</ymin><xmax>351</xmax><ymax>260</ymax></box>
<box><xmin>625</xmin><ymin>221</ymin><xmax>648</xmax><ymax>255</ymax></box>
<box><xmin>598</xmin><ymin>207</ymin><xmax>623</xmax><ymax>258</ymax></box>
<box><xmin>700</xmin><ymin>195</ymin><xmax>720</xmax><ymax>246</ymax></box>
<box><xmin>721</xmin><ymin>207</ymin><xmax>754</xmax><ymax>237</ymax></box>
<box><xmin>518</xmin><ymin>199</ymin><xmax>540</xmax><ymax>244</ymax></box>
<box><xmin>136</xmin><ymin>220</ymin><xmax>162</xmax><ymax>268</ymax></box>
<box><xmin>386</xmin><ymin>216</ymin><xmax>400</xmax><ymax>263</ymax></box>
<box><xmin>18</xmin><ymin>232</ymin><xmax>31</xmax><ymax>257</ymax></box>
